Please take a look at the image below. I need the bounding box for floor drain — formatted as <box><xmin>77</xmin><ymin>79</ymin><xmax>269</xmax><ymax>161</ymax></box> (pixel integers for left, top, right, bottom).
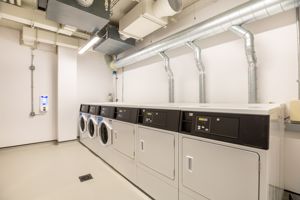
<box><xmin>79</xmin><ymin>174</ymin><xmax>93</xmax><ymax>182</ymax></box>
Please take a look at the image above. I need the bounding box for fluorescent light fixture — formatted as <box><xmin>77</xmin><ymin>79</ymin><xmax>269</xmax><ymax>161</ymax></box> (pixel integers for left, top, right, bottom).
<box><xmin>78</xmin><ymin>36</ymin><xmax>100</xmax><ymax>55</ymax></box>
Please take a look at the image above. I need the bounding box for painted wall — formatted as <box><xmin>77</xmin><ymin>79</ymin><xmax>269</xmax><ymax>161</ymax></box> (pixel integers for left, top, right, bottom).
<box><xmin>57</xmin><ymin>47</ymin><xmax>78</xmax><ymax>142</ymax></box>
<box><xmin>0</xmin><ymin>27</ymin><xmax>57</xmax><ymax>147</ymax></box>
<box><xmin>0</xmin><ymin>26</ymin><xmax>113</xmax><ymax>147</ymax></box>
<box><xmin>118</xmin><ymin>24</ymin><xmax>300</xmax><ymax>193</ymax></box>
<box><xmin>77</xmin><ymin>51</ymin><xmax>113</xmax><ymax>104</ymax></box>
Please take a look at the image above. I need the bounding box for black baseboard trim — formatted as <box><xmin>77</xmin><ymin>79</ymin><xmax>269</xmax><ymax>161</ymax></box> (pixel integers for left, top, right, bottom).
<box><xmin>285</xmin><ymin>190</ymin><xmax>300</xmax><ymax>196</ymax></box>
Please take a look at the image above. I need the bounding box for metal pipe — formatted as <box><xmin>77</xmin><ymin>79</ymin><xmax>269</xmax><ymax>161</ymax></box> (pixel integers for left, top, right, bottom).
<box><xmin>297</xmin><ymin>7</ymin><xmax>300</xmax><ymax>99</ymax></box>
<box><xmin>230</xmin><ymin>25</ymin><xmax>258</xmax><ymax>103</ymax></box>
<box><xmin>29</xmin><ymin>49</ymin><xmax>36</xmax><ymax>117</ymax></box>
<box><xmin>114</xmin><ymin>0</ymin><xmax>300</xmax><ymax>68</ymax></box>
<box><xmin>186</xmin><ymin>41</ymin><xmax>206</xmax><ymax>103</ymax></box>
<box><xmin>158</xmin><ymin>52</ymin><xmax>174</xmax><ymax>103</ymax></box>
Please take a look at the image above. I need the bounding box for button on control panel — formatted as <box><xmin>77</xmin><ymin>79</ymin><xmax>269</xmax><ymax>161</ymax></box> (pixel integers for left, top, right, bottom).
<box><xmin>195</xmin><ymin>116</ymin><xmax>211</xmax><ymax>133</ymax></box>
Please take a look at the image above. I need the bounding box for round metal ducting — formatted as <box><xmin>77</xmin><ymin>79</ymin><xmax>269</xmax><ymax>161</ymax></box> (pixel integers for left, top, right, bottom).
<box><xmin>76</xmin><ymin>0</ymin><xmax>94</xmax><ymax>7</ymax></box>
<box><xmin>168</xmin><ymin>0</ymin><xmax>182</xmax><ymax>12</ymax></box>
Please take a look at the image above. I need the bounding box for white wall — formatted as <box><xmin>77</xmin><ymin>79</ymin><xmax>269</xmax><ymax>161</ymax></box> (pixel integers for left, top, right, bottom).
<box><xmin>118</xmin><ymin>24</ymin><xmax>300</xmax><ymax>193</ymax></box>
<box><xmin>0</xmin><ymin>27</ymin><xmax>57</xmax><ymax>147</ymax></box>
<box><xmin>0</xmin><ymin>27</ymin><xmax>113</xmax><ymax>147</ymax></box>
<box><xmin>77</xmin><ymin>51</ymin><xmax>113</xmax><ymax>104</ymax></box>
<box><xmin>57</xmin><ymin>47</ymin><xmax>78</xmax><ymax>142</ymax></box>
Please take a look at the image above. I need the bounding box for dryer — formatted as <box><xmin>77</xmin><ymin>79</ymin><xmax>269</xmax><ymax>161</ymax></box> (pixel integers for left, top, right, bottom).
<box><xmin>111</xmin><ymin>105</ymin><xmax>139</xmax><ymax>183</ymax></box>
<box><xmin>178</xmin><ymin>104</ymin><xmax>285</xmax><ymax>200</ymax></box>
<box><xmin>94</xmin><ymin>105</ymin><xmax>116</xmax><ymax>165</ymax></box>
<box><xmin>79</xmin><ymin>104</ymin><xmax>90</xmax><ymax>144</ymax></box>
<box><xmin>136</xmin><ymin>105</ymin><xmax>181</xmax><ymax>200</ymax></box>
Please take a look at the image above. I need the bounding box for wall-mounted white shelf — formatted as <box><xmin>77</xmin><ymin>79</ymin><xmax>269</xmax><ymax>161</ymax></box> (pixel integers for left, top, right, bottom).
<box><xmin>285</xmin><ymin>123</ymin><xmax>300</xmax><ymax>132</ymax></box>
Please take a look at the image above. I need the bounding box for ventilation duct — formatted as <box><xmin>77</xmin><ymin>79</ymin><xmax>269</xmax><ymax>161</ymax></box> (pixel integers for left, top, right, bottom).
<box><xmin>119</xmin><ymin>0</ymin><xmax>182</xmax><ymax>40</ymax></box>
<box><xmin>159</xmin><ymin>52</ymin><xmax>174</xmax><ymax>103</ymax></box>
<box><xmin>230</xmin><ymin>26</ymin><xmax>258</xmax><ymax>103</ymax></box>
<box><xmin>93</xmin><ymin>25</ymin><xmax>135</xmax><ymax>56</ymax></box>
<box><xmin>46</xmin><ymin>0</ymin><xmax>110</xmax><ymax>32</ymax></box>
<box><xmin>114</xmin><ymin>0</ymin><xmax>300</xmax><ymax>68</ymax></box>
<box><xmin>153</xmin><ymin>0</ymin><xmax>182</xmax><ymax>18</ymax></box>
<box><xmin>186</xmin><ymin>41</ymin><xmax>206</xmax><ymax>103</ymax></box>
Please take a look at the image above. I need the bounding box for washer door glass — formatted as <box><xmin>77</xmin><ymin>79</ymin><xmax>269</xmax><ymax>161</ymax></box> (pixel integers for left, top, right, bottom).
<box><xmin>100</xmin><ymin>123</ymin><xmax>109</xmax><ymax>145</ymax></box>
<box><xmin>88</xmin><ymin>118</ymin><xmax>97</xmax><ymax>138</ymax></box>
<box><xmin>79</xmin><ymin>115</ymin><xmax>87</xmax><ymax>133</ymax></box>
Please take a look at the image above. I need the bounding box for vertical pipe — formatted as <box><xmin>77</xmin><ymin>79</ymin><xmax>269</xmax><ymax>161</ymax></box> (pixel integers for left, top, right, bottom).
<box><xmin>29</xmin><ymin>49</ymin><xmax>36</xmax><ymax>117</ymax></box>
<box><xmin>158</xmin><ymin>52</ymin><xmax>174</xmax><ymax>103</ymax></box>
<box><xmin>186</xmin><ymin>41</ymin><xmax>206</xmax><ymax>103</ymax></box>
<box><xmin>296</xmin><ymin>7</ymin><xmax>300</xmax><ymax>99</ymax></box>
<box><xmin>230</xmin><ymin>25</ymin><xmax>258</xmax><ymax>103</ymax></box>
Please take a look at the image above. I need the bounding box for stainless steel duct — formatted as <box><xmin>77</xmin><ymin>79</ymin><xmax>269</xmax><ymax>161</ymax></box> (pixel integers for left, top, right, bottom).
<box><xmin>230</xmin><ymin>25</ymin><xmax>257</xmax><ymax>103</ymax></box>
<box><xmin>159</xmin><ymin>52</ymin><xmax>175</xmax><ymax>103</ymax></box>
<box><xmin>186</xmin><ymin>41</ymin><xmax>206</xmax><ymax>103</ymax></box>
<box><xmin>114</xmin><ymin>0</ymin><xmax>300</xmax><ymax>68</ymax></box>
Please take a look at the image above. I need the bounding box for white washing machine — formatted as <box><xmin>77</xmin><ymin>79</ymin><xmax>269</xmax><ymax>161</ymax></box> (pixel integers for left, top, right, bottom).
<box><xmin>79</xmin><ymin>104</ymin><xmax>90</xmax><ymax>144</ymax></box>
<box><xmin>111</xmin><ymin>106</ymin><xmax>139</xmax><ymax>184</ymax></box>
<box><xmin>178</xmin><ymin>104</ymin><xmax>284</xmax><ymax>200</ymax></box>
<box><xmin>136</xmin><ymin>105</ymin><xmax>181</xmax><ymax>200</ymax></box>
<box><xmin>84</xmin><ymin>104</ymin><xmax>102</xmax><ymax>154</ymax></box>
<box><xmin>93</xmin><ymin>105</ymin><xmax>116</xmax><ymax>165</ymax></box>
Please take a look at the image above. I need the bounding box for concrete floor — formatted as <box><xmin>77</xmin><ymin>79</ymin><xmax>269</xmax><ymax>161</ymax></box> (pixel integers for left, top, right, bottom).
<box><xmin>0</xmin><ymin>141</ymin><xmax>151</xmax><ymax>200</ymax></box>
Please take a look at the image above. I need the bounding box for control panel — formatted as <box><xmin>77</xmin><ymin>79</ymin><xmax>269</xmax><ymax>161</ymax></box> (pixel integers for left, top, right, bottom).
<box><xmin>40</xmin><ymin>95</ymin><xmax>49</xmax><ymax>112</ymax></box>
<box><xmin>116</xmin><ymin>107</ymin><xmax>138</xmax><ymax>123</ymax></box>
<box><xmin>138</xmin><ymin>108</ymin><xmax>180</xmax><ymax>132</ymax></box>
<box><xmin>80</xmin><ymin>104</ymin><xmax>89</xmax><ymax>113</ymax></box>
<box><xmin>100</xmin><ymin>106</ymin><xmax>116</xmax><ymax>118</ymax></box>
<box><xmin>180</xmin><ymin>111</ymin><xmax>270</xmax><ymax>150</ymax></box>
<box><xmin>195</xmin><ymin>116</ymin><xmax>211</xmax><ymax>133</ymax></box>
<box><xmin>89</xmin><ymin>105</ymin><xmax>101</xmax><ymax>115</ymax></box>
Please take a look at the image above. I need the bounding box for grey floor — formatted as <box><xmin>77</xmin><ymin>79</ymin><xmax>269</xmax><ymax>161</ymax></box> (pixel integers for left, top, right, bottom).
<box><xmin>0</xmin><ymin>141</ymin><xmax>151</xmax><ymax>200</ymax></box>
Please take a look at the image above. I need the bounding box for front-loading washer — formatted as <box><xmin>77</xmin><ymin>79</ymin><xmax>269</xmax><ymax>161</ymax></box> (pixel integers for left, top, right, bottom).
<box><xmin>178</xmin><ymin>104</ymin><xmax>284</xmax><ymax>200</ymax></box>
<box><xmin>84</xmin><ymin>104</ymin><xmax>102</xmax><ymax>154</ymax></box>
<box><xmin>94</xmin><ymin>105</ymin><xmax>116</xmax><ymax>165</ymax></box>
<box><xmin>111</xmin><ymin>105</ymin><xmax>139</xmax><ymax>183</ymax></box>
<box><xmin>135</xmin><ymin>104</ymin><xmax>181</xmax><ymax>200</ymax></box>
<box><xmin>79</xmin><ymin>104</ymin><xmax>90</xmax><ymax>144</ymax></box>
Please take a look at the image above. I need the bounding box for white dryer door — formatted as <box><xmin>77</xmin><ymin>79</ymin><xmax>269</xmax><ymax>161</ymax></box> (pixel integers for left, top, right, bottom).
<box><xmin>138</xmin><ymin>126</ymin><xmax>175</xmax><ymax>180</ymax></box>
<box><xmin>112</xmin><ymin>121</ymin><xmax>135</xmax><ymax>159</ymax></box>
<box><xmin>182</xmin><ymin>138</ymin><xmax>259</xmax><ymax>200</ymax></box>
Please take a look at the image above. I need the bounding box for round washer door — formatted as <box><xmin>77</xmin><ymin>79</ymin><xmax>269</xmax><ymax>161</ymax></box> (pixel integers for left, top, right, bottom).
<box><xmin>79</xmin><ymin>115</ymin><xmax>87</xmax><ymax>134</ymax></box>
<box><xmin>87</xmin><ymin>117</ymin><xmax>97</xmax><ymax>139</ymax></box>
<box><xmin>98</xmin><ymin>121</ymin><xmax>112</xmax><ymax>146</ymax></box>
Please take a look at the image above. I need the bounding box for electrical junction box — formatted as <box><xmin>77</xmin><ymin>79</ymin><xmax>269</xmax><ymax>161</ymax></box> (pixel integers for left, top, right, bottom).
<box><xmin>40</xmin><ymin>95</ymin><xmax>49</xmax><ymax>112</ymax></box>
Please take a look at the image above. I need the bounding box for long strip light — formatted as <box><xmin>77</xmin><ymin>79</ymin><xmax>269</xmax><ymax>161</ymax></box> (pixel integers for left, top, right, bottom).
<box><xmin>78</xmin><ymin>35</ymin><xmax>101</xmax><ymax>55</ymax></box>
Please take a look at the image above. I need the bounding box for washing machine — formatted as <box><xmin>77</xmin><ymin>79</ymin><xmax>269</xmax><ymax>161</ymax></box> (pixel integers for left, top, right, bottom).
<box><xmin>83</xmin><ymin>104</ymin><xmax>102</xmax><ymax>153</ymax></box>
<box><xmin>93</xmin><ymin>105</ymin><xmax>116</xmax><ymax>165</ymax></box>
<box><xmin>79</xmin><ymin>104</ymin><xmax>90</xmax><ymax>144</ymax></box>
<box><xmin>136</xmin><ymin>104</ymin><xmax>181</xmax><ymax>200</ymax></box>
<box><xmin>111</xmin><ymin>105</ymin><xmax>139</xmax><ymax>183</ymax></box>
<box><xmin>178</xmin><ymin>104</ymin><xmax>284</xmax><ymax>200</ymax></box>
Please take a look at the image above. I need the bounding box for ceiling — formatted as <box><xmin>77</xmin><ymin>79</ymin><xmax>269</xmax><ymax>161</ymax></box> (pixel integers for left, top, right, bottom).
<box><xmin>0</xmin><ymin>0</ymin><xmax>212</xmax><ymax>35</ymax></box>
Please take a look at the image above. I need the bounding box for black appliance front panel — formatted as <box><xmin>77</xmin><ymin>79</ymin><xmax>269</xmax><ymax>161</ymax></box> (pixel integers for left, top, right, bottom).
<box><xmin>89</xmin><ymin>105</ymin><xmax>101</xmax><ymax>115</ymax></box>
<box><xmin>138</xmin><ymin>108</ymin><xmax>180</xmax><ymax>132</ymax></box>
<box><xmin>100</xmin><ymin>106</ymin><xmax>116</xmax><ymax>118</ymax></box>
<box><xmin>180</xmin><ymin>111</ymin><xmax>270</xmax><ymax>150</ymax></box>
<box><xmin>80</xmin><ymin>104</ymin><xmax>89</xmax><ymax>113</ymax></box>
<box><xmin>116</xmin><ymin>107</ymin><xmax>138</xmax><ymax>123</ymax></box>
